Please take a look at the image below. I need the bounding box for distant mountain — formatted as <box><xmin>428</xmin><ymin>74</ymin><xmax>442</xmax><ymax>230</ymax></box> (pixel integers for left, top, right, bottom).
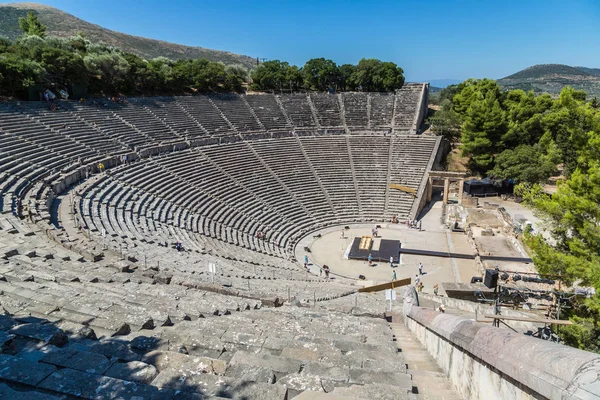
<box><xmin>498</xmin><ymin>64</ymin><xmax>600</xmax><ymax>97</ymax></box>
<box><xmin>0</xmin><ymin>2</ymin><xmax>257</xmax><ymax>69</ymax></box>
<box><xmin>427</xmin><ymin>79</ymin><xmax>462</xmax><ymax>89</ymax></box>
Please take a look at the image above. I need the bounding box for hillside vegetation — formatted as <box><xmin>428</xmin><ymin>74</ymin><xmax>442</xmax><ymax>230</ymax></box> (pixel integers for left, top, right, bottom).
<box><xmin>0</xmin><ymin>2</ymin><xmax>257</xmax><ymax>69</ymax></box>
<box><xmin>498</xmin><ymin>64</ymin><xmax>600</xmax><ymax>97</ymax></box>
<box><xmin>435</xmin><ymin>79</ymin><xmax>600</xmax><ymax>352</ymax></box>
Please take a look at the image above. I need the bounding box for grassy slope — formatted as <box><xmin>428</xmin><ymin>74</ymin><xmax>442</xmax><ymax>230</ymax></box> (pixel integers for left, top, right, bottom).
<box><xmin>0</xmin><ymin>3</ymin><xmax>257</xmax><ymax>69</ymax></box>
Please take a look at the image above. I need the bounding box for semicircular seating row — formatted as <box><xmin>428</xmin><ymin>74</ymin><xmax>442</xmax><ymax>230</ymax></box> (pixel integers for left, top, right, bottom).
<box><xmin>76</xmin><ymin>135</ymin><xmax>439</xmax><ymax>260</ymax></box>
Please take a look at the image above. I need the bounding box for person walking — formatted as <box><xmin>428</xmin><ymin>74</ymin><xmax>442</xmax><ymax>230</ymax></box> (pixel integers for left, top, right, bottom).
<box><xmin>418</xmin><ymin>262</ymin><xmax>423</xmax><ymax>275</ymax></box>
<box><xmin>392</xmin><ymin>270</ymin><xmax>397</xmax><ymax>281</ymax></box>
<box><xmin>303</xmin><ymin>254</ymin><xmax>309</xmax><ymax>268</ymax></box>
<box><xmin>414</xmin><ymin>274</ymin><xmax>420</xmax><ymax>286</ymax></box>
<box><xmin>368</xmin><ymin>253</ymin><xmax>373</xmax><ymax>266</ymax></box>
<box><xmin>390</xmin><ymin>255</ymin><xmax>394</xmax><ymax>268</ymax></box>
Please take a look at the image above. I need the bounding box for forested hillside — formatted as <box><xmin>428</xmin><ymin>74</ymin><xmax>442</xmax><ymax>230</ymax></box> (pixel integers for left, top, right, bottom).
<box><xmin>0</xmin><ymin>3</ymin><xmax>257</xmax><ymax>68</ymax></box>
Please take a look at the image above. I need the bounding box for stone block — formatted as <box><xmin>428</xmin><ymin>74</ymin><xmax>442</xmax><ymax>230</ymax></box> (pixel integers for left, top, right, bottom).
<box><xmin>41</xmin><ymin>348</ymin><xmax>113</xmax><ymax>374</ymax></box>
<box><xmin>105</xmin><ymin>360</ymin><xmax>158</xmax><ymax>384</ymax></box>
<box><xmin>0</xmin><ymin>382</ymin><xmax>60</xmax><ymax>400</ymax></box>
<box><xmin>228</xmin><ymin>350</ymin><xmax>302</xmax><ymax>377</ymax></box>
<box><xmin>302</xmin><ymin>362</ymin><xmax>349</xmax><ymax>382</ymax></box>
<box><xmin>10</xmin><ymin>323</ymin><xmax>68</xmax><ymax>347</ymax></box>
<box><xmin>278</xmin><ymin>372</ymin><xmax>324</xmax><ymax>397</ymax></box>
<box><xmin>348</xmin><ymin>369</ymin><xmax>412</xmax><ymax>387</ymax></box>
<box><xmin>0</xmin><ymin>353</ymin><xmax>56</xmax><ymax>386</ymax></box>
<box><xmin>84</xmin><ymin>339</ymin><xmax>141</xmax><ymax>362</ymax></box>
<box><xmin>333</xmin><ymin>383</ymin><xmax>411</xmax><ymax>400</ymax></box>
<box><xmin>281</xmin><ymin>347</ymin><xmax>320</xmax><ymax>362</ymax></box>
<box><xmin>224</xmin><ymin>363</ymin><xmax>276</xmax><ymax>383</ymax></box>
<box><xmin>38</xmin><ymin>368</ymin><xmax>159</xmax><ymax>399</ymax></box>
<box><xmin>143</xmin><ymin>350</ymin><xmax>226</xmax><ymax>375</ymax></box>
<box><xmin>0</xmin><ymin>314</ymin><xmax>18</xmax><ymax>331</ymax></box>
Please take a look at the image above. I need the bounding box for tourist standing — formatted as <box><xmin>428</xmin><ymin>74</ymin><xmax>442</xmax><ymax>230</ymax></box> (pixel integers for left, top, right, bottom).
<box><xmin>368</xmin><ymin>253</ymin><xmax>373</xmax><ymax>266</ymax></box>
<box><xmin>304</xmin><ymin>254</ymin><xmax>309</xmax><ymax>268</ymax></box>
<box><xmin>390</xmin><ymin>255</ymin><xmax>394</xmax><ymax>267</ymax></box>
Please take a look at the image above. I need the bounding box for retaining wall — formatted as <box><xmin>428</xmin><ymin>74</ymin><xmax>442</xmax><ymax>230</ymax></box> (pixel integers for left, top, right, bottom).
<box><xmin>403</xmin><ymin>290</ymin><xmax>600</xmax><ymax>400</ymax></box>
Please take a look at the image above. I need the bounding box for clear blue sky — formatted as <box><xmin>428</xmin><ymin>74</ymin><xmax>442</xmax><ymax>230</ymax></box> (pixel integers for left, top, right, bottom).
<box><xmin>4</xmin><ymin>0</ymin><xmax>600</xmax><ymax>82</ymax></box>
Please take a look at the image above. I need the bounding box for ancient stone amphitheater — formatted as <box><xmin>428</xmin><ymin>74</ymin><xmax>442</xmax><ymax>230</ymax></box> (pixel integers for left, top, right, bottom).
<box><xmin>1</xmin><ymin>85</ymin><xmax>598</xmax><ymax>400</ymax></box>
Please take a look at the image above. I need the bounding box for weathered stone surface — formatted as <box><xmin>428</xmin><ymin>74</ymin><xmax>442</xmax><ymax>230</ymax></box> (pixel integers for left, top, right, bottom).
<box><xmin>333</xmin><ymin>383</ymin><xmax>411</xmax><ymax>400</ymax></box>
<box><xmin>228</xmin><ymin>350</ymin><xmax>302</xmax><ymax>376</ymax></box>
<box><xmin>41</xmin><ymin>348</ymin><xmax>113</xmax><ymax>374</ymax></box>
<box><xmin>10</xmin><ymin>323</ymin><xmax>68</xmax><ymax>347</ymax></box>
<box><xmin>292</xmin><ymin>390</ymin><xmax>348</xmax><ymax>400</ymax></box>
<box><xmin>224</xmin><ymin>363</ymin><xmax>275</xmax><ymax>383</ymax></box>
<box><xmin>281</xmin><ymin>347</ymin><xmax>320</xmax><ymax>362</ymax></box>
<box><xmin>38</xmin><ymin>368</ymin><xmax>159</xmax><ymax>399</ymax></box>
<box><xmin>130</xmin><ymin>335</ymin><xmax>169</xmax><ymax>352</ymax></box>
<box><xmin>143</xmin><ymin>350</ymin><xmax>226</xmax><ymax>375</ymax></box>
<box><xmin>80</xmin><ymin>339</ymin><xmax>141</xmax><ymax>362</ymax></box>
<box><xmin>0</xmin><ymin>331</ymin><xmax>15</xmax><ymax>350</ymax></box>
<box><xmin>278</xmin><ymin>372</ymin><xmax>324</xmax><ymax>396</ymax></box>
<box><xmin>105</xmin><ymin>360</ymin><xmax>158</xmax><ymax>384</ymax></box>
<box><xmin>348</xmin><ymin>369</ymin><xmax>412</xmax><ymax>387</ymax></box>
<box><xmin>302</xmin><ymin>362</ymin><xmax>349</xmax><ymax>382</ymax></box>
<box><xmin>0</xmin><ymin>382</ymin><xmax>61</xmax><ymax>400</ymax></box>
<box><xmin>0</xmin><ymin>314</ymin><xmax>18</xmax><ymax>331</ymax></box>
<box><xmin>151</xmin><ymin>367</ymin><xmax>235</xmax><ymax>395</ymax></box>
<box><xmin>0</xmin><ymin>354</ymin><xmax>56</xmax><ymax>386</ymax></box>
<box><xmin>235</xmin><ymin>382</ymin><xmax>288</xmax><ymax>400</ymax></box>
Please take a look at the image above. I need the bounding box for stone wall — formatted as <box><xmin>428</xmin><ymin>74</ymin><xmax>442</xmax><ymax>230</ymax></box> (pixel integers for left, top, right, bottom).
<box><xmin>403</xmin><ymin>293</ymin><xmax>600</xmax><ymax>400</ymax></box>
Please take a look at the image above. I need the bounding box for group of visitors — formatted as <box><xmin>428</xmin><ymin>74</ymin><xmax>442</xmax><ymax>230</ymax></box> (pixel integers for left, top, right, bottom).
<box><xmin>407</xmin><ymin>218</ymin><xmax>422</xmax><ymax>231</ymax></box>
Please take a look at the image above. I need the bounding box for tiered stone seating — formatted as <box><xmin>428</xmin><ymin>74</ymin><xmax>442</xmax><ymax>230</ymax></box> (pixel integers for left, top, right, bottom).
<box><xmin>177</xmin><ymin>96</ymin><xmax>235</xmax><ymax>136</ymax></box>
<box><xmin>112</xmin><ymin>103</ymin><xmax>180</xmax><ymax>143</ymax></box>
<box><xmin>343</xmin><ymin>93</ymin><xmax>369</xmax><ymax>129</ymax></box>
<box><xmin>370</xmin><ymin>93</ymin><xmax>395</xmax><ymax>128</ymax></box>
<box><xmin>393</xmin><ymin>83</ymin><xmax>425</xmax><ymax>132</ymax></box>
<box><xmin>348</xmin><ymin>136</ymin><xmax>391</xmax><ymax>219</ymax></box>
<box><xmin>0</xmin><ymin>87</ymin><xmax>441</xmax><ymax>398</ymax></box>
<box><xmin>387</xmin><ymin>136</ymin><xmax>439</xmax><ymax>217</ymax></box>
<box><xmin>244</xmin><ymin>94</ymin><xmax>291</xmax><ymax>131</ymax></box>
<box><xmin>70</xmin><ymin>103</ymin><xmax>151</xmax><ymax>149</ymax></box>
<box><xmin>210</xmin><ymin>94</ymin><xmax>263</xmax><ymax>132</ymax></box>
<box><xmin>142</xmin><ymin>97</ymin><xmax>208</xmax><ymax>139</ymax></box>
<box><xmin>309</xmin><ymin>93</ymin><xmax>343</xmax><ymax>127</ymax></box>
<box><xmin>27</xmin><ymin>106</ymin><xmax>125</xmax><ymax>155</ymax></box>
<box><xmin>278</xmin><ymin>94</ymin><xmax>317</xmax><ymax>128</ymax></box>
<box><xmin>298</xmin><ymin>136</ymin><xmax>360</xmax><ymax>219</ymax></box>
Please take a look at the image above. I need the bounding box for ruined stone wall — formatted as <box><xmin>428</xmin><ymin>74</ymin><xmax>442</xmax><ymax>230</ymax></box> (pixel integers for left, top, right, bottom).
<box><xmin>403</xmin><ymin>298</ymin><xmax>600</xmax><ymax>400</ymax></box>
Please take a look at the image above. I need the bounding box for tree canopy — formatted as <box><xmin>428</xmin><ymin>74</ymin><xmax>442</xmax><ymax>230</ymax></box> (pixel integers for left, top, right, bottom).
<box><xmin>250</xmin><ymin>57</ymin><xmax>405</xmax><ymax>93</ymax></box>
<box><xmin>446</xmin><ymin>78</ymin><xmax>600</xmax><ymax>352</ymax></box>
<box><xmin>18</xmin><ymin>11</ymin><xmax>47</xmax><ymax>38</ymax></box>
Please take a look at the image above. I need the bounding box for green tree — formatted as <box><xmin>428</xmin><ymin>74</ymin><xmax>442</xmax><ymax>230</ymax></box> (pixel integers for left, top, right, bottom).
<box><xmin>302</xmin><ymin>58</ymin><xmax>339</xmax><ymax>91</ymax></box>
<box><xmin>18</xmin><ymin>11</ymin><xmax>47</xmax><ymax>38</ymax></box>
<box><xmin>39</xmin><ymin>47</ymin><xmax>87</xmax><ymax>86</ymax></box>
<box><xmin>350</xmin><ymin>58</ymin><xmax>404</xmax><ymax>91</ymax></box>
<box><xmin>251</xmin><ymin>60</ymin><xmax>297</xmax><ymax>91</ymax></box>
<box><xmin>460</xmin><ymin>90</ymin><xmax>506</xmax><ymax>172</ymax></box>
<box><xmin>0</xmin><ymin>53</ymin><xmax>45</xmax><ymax>96</ymax></box>
<box><xmin>452</xmin><ymin>78</ymin><xmax>502</xmax><ymax>118</ymax></box>
<box><xmin>489</xmin><ymin>144</ymin><xmax>557</xmax><ymax>184</ymax></box>
<box><xmin>338</xmin><ymin>64</ymin><xmax>357</xmax><ymax>91</ymax></box>
<box><xmin>429</xmin><ymin>98</ymin><xmax>460</xmax><ymax>140</ymax></box>
<box><xmin>523</xmin><ymin>162</ymin><xmax>600</xmax><ymax>352</ymax></box>
<box><xmin>84</xmin><ymin>52</ymin><xmax>130</xmax><ymax>93</ymax></box>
